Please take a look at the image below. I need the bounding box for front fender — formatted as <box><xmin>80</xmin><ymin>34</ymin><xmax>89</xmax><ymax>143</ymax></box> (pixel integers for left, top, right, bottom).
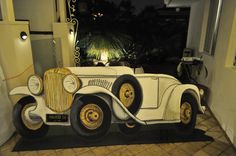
<box><xmin>76</xmin><ymin>86</ymin><xmax>146</xmax><ymax>125</ymax></box>
<box><xmin>164</xmin><ymin>84</ymin><xmax>205</xmax><ymax>121</ymax></box>
<box><xmin>10</xmin><ymin>86</ymin><xmax>32</xmax><ymax>96</ymax></box>
<box><xmin>10</xmin><ymin>86</ymin><xmax>63</xmax><ymax>124</ymax></box>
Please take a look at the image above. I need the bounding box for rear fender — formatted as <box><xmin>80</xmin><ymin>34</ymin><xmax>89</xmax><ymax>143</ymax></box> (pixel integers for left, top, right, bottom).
<box><xmin>164</xmin><ymin>84</ymin><xmax>204</xmax><ymax>121</ymax></box>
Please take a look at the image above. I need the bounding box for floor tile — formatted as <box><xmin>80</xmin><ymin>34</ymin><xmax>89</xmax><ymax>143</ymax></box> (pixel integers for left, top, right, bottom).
<box><xmin>158</xmin><ymin>143</ymin><xmax>177</xmax><ymax>152</ymax></box>
<box><xmin>178</xmin><ymin>142</ymin><xmax>206</xmax><ymax>155</ymax></box>
<box><xmin>73</xmin><ymin>147</ymin><xmax>90</xmax><ymax>154</ymax></box>
<box><xmin>218</xmin><ymin>146</ymin><xmax>236</xmax><ymax>156</ymax></box>
<box><xmin>78</xmin><ymin>150</ymin><xmax>96</xmax><ymax>156</ymax></box>
<box><xmin>202</xmin><ymin>143</ymin><xmax>224</xmax><ymax>156</ymax></box>
<box><xmin>0</xmin><ymin>149</ymin><xmax>19</xmax><ymax>156</ymax></box>
<box><xmin>126</xmin><ymin>144</ymin><xmax>146</xmax><ymax>155</ymax></box>
<box><xmin>0</xmin><ymin>137</ymin><xmax>16</xmax><ymax>152</ymax></box>
<box><xmin>55</xmin><ymin>149</ymin><xmax>76</xmax><ymax>156</ymax></box>
<box><xmin>1</xmin><ymin>107</ymin><xmax>235</xmax><ymax>156</ymax></box>
<box><xmin>168</xmin><ymin>148</ymin><xmax>191</xmax><ymax>156</ymax></box>
<box><xmin>107</xmin><ymin>147</ymin><xmax>133</xmax><ymax>156</ymax></box>
<box><xmin>90</xmin><ymin>146</ymin><xmax>112</xmax><ymax>156</ymax></box>
<box><xmin>19</xmin><ymin>150</ymin><xmax>38</xmax><ymax>156</ymax></box>
<box><xmin>37</xmin><ymin>149</ymin><xmax>56</xmax><ymax>156</ymax></box>
<box><xmin>193</xmin><ymin>150</ymin><xmax>210</xmax><ymax>156</ymax></box>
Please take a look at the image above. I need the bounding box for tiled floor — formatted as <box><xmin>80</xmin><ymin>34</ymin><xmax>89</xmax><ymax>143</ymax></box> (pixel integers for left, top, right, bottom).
<box><xmin>0</xmin><ymin>108</ymin><xmax>236</xmax><ymax>156</ymax></box>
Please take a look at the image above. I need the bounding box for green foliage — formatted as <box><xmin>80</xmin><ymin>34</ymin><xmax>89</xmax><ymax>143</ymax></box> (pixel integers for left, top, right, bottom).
<box><xmin>85</xmin><ymin>33</ymin><xmax>132</xmax><ymax>60</ymax></box>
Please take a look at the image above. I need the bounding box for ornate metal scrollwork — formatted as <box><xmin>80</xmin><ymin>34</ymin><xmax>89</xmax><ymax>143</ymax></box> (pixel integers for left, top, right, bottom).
<box><xmin>67</xmin><ymin>0</ymin><xmax>80</xmax><ymax>66</ymax></box>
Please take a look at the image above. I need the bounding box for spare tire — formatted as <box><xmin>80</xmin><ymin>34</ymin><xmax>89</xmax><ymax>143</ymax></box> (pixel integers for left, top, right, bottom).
<box><xmin>112</xmin><ymin>74</ymin><xmax>142</xmax><ymax>114</ymax></box>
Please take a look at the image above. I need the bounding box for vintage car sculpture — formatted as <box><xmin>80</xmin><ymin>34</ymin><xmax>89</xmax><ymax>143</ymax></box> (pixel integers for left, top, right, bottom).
<box><xmin>10</xmin><ymin>66</ymin><xmax>205</xmax><ymax>139</ymax></box>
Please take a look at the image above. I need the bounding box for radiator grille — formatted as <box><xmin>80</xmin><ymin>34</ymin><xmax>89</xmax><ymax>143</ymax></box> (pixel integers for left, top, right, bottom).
<box><xmin>44</xmin><ymin>68</ymin><xmax>73</xmax><ymax>112</ymax></box>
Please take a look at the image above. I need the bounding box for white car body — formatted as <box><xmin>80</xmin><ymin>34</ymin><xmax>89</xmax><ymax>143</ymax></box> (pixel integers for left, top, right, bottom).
<box><xmin>10</xmin><ymin>66</ymin><xmax>205</xmax><ymax>126</ymax></box>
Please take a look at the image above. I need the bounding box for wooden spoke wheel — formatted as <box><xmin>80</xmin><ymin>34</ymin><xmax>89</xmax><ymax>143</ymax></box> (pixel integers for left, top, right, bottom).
<box><xmin>175</xmin><ymin>93</ymin><xmax>197</xmax><ymax>136</ymax></box>
<box><xmin>180</xmin><ymin>102</ymin><xmax>192</xmax><ymax>124</ymax></box>
<box><xmin>119</xmin><ymin>83</ymin><xmax>135</xmax><ymax>108</ymax></box>
<box><xmin>80</xmin><ymin>104</ymin><xmax>104</xmax><ymax>130</ymax></box>
<box><xmin>70</xmin><ymin>95</ymin><xmax>111</xmax><ymax>141</ymax></box>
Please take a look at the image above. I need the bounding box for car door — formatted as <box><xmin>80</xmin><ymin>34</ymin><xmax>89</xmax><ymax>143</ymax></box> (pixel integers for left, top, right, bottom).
<box><xmin>135</xmin><ymin>74</ymin><xmax>159</xmax><ymax>109</ymax></box>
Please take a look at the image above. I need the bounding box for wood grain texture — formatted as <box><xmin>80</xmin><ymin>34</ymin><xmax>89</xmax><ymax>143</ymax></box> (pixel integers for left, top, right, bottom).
<box><xmin>44</xmin><ymin>68</ymin><xmax>73</xmax><ymax>112</ymax></box>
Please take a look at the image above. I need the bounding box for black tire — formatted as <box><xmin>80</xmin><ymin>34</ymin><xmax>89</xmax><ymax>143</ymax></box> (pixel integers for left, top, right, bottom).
<box><xmin>118</xmin><ymin>122</ymin><xmax>141</xmax><ymax>136</ymax></box>
<box><xmin>175</xmin><ymin>93</ymin><xmax>198</xmax><ymax>136</ymax></box>
<box><xmin>12</xmin><ymin>96</ymin><xmax>49</xmax><ymax>139</ymax></box>
<box><xmin>70</xmin><ymin>95</ymin><xmax>111</xmax><ymax>141</ymax></box>
<box><xmin>112</xmin><ymin>74</ymin><xmax>142</xmax><ymax>115</ymax></box>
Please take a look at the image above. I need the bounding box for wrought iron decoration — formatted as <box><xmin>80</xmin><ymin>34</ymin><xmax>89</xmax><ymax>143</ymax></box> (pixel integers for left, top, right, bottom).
<box><xmin>67</xmin><ymin>0</ymin><xmax>80</xmax><ymax>66</ymax></box>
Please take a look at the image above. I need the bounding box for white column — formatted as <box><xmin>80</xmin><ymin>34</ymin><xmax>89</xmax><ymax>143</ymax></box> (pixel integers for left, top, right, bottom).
<box><xmin>58</xmin><ymin>0</ymin><xmax>67</xmax><ymax>22</ymax></box>
<box><xmin>0</xmin><ymin>0</ymin><xmax>15</xmax><ymax>22</ymax></box>
<box><xmin>199</xmin><ymin>0</ymin><xmax>211</xmax><ymax>52</ymax></box>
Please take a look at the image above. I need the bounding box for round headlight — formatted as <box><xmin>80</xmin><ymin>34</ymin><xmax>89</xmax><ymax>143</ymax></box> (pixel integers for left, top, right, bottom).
<box><xmin>199</xmin><ymin>88</ymin><xmax>204</xmax><ymax>97</ymax></box>
<box><xmin>63</xmin><ymin>74</ymin><xmax>80</xmax><ymax>94</ymax></box>
<box><xmin>28</xmin><ymin>75</ymin><xmax>43</xmax><ymax>95</ymax></box>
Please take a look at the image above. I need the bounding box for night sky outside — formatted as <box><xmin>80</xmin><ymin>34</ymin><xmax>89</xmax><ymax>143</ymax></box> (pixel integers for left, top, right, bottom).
<box><xmin>108</xmin><ymin>0</ymin><xmax>165</xmax><ymax>14</ymax></box>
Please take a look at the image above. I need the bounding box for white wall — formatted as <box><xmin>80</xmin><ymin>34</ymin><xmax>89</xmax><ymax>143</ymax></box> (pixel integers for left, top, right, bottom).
<box><xmin>187</xmin><ymin>0</ymin><xmax>236</xmax><ymax>147</ymax></box>
<box><xmin>0</xmin><ymin>21</ymin><xmax>34</xmax><ymax>101</ymax></box>
<box><xmin>0</xmin><ymin>3</ymin><xmax>2</xmax><ymax>20</ymax></box>
<box><xmin>53</xmin><ymin>23</ymin><xmax>75</xmax><ymax>67</ymax></box>
<box><xmin>0</xmin><ymin>21</ymin><xmax>34</xmax><ymax>145</ymax></box>
<box><xmin>0</xmin><ymin>65</ymin><xmax>15</xmax><ymax>146</ymax></box>
<box><xmin>186</xmin><ymin>0</ymin><xmax>206</xmax><ymax>52</ymax></box>
<box><xmin>12</xmin><ymin>0</ymin><xmax>75</xmax><ymax>67</ymax></box>
<box><xmin>13</xmin><ymin>0</ymin><xmax>56</xmax><ymax>31</ymax></box>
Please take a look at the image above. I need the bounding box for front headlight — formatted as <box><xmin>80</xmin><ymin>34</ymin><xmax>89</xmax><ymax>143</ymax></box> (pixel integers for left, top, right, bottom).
<box><xmin>63</xmin><ymin>74</ymin><xmax>81</xmax><ymax>94</ymax></box>
<box><xmin>28</xmin><ymin>75</ymin><xmax>43</xmax><ymax>95</ymax></box>
<box><xmin>199</xmin><ymin>88</ymin><xmax>204</xmax><ymax>97</ymax></box>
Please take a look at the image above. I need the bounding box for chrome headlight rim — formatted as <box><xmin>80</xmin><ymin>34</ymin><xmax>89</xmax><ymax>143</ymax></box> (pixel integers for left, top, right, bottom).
<box><xmin>27</xmin><ymin>74</ymin><xmax>43</xmax><ymax>95</ymax></box>
<box><xmin>63</xmin><ymin>74</ymin><xmax>81</xmax><ymax>94</ymax></box>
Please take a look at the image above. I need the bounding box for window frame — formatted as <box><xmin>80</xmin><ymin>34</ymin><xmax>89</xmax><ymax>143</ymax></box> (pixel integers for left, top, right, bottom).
<box><xmin>203</xmin><ymin>0</ymin><xmax>223</xmax><ymax>56</ymax></box>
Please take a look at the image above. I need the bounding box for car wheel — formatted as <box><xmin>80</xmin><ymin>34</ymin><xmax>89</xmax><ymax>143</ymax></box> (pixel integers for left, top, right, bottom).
<box><xmin>112</xmin><ymin>74</ymin><xmax>142</xmax><ymax>115</ymax></box>
<box><xmin>70</xmin><ymin>95</ymin><xmax>111</xmax><ymax>141</ymax></box>
<box><xmin>175</xmin><ymin>93</ymin><xmax>198</xmax><ymax>136</ymax></box>
<box><xmin>118</xmin><ymin>122</ymin><xmax>141</xmax><ymax>136</ymax></box>
<box><xmin>13</xmin><ymin>96</ymin><xmax>49</xmax><ymax>138</ymax></box>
